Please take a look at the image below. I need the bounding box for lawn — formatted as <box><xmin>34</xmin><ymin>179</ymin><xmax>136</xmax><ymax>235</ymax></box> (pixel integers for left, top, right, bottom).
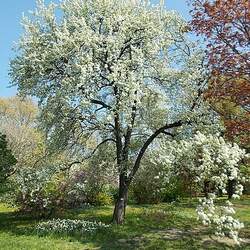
<box><xmin>0</xmin><ymin>197</ymin><xmax>249</xmax><ymax>250</ymax></box>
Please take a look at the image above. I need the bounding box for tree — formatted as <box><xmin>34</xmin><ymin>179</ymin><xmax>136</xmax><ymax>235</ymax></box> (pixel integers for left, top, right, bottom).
<box><xmin>11</xmin><ymin>0</ymin><xmax>213</xmax><ymax>224</ymax></box>
<box><xmin>190</xmin><ymin>0</ymin><xmax>250</xmax><ymax>148</ymax></box>
<box><xmin>0</xmin><ymin>96</ymin><xmax>78</xmax><ymax>214</ymax></box>
<box><xmin>0</xmin><ymin>133</ymin><xmax>17</xmax><ymax>183</ymax></box>
<box><xmin>206</xmin><ymin>90</ymin><xmax>250</xmax><ymax>149</ymax></box>
<box><xmin>0</xmin><ymin>96</ymin><xmax>45</xmax><ymax>171</ymax></box>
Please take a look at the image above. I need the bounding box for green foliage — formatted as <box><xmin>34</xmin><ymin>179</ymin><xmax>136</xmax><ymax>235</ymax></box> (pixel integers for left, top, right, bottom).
<box><xmin>93</xmin><ymin>192</ymin><xmax>113</xmax><ymax>206</ymax></box>
<box><xmin>131</xmin><ymin>176</ymin><xmax>187</xmax><ymax>204</ymax></box>
<box><xmin>130</xmin><ymin>160</ymin><xmax>165</xmax><ymax>204</ymax></box>
<box><xmin>0</xmin><ymin>133</ymin><xmax>17</xmax><ymax>184</ymax></box>
<box><xmin>130</xmin><ymin>159</ymin><xmax>188</xmax><ymax>204</ymax></box>
<box><xmin>162</xmin><ymin>177</ymin><xmax>186</xmax><ymax>203</ymax></box>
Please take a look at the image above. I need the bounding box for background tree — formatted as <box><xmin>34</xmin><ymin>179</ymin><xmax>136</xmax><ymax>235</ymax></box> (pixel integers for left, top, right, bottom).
<box><xmin>11</xmin><ymin>0</ymin><xmax>215</xmax><ymax>224</ymax></box>
<box><xmin>190</xmin><ymin>0</ymin><xmax>250</xmax><ymax>148</ymax></box>
<box><xmin>0</xmin><ymin>133</ymin><xmax>17</xmax><ymax>184</ymax></box>
<box><xmin>0</xmin><ymin>96</ymin><xmax>45</xmax><ymax>171</ymax></box>
<box><xmin>0</xmin><ymin>96</ymin><xmax>83</xmax><ymax>214</ymax></box>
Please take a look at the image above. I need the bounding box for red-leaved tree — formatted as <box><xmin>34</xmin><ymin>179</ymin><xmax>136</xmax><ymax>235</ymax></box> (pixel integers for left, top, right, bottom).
<box><xmin>190</xmin><ymin>0</ymin><xmax>250</xmax><ymax>148</ymax></box>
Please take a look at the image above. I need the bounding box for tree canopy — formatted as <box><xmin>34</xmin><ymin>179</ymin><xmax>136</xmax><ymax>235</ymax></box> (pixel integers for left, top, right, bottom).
<box><xmin>190</xmin><ymin>0</ymin><xmax>250</xmax><ymax>147</ymax></box>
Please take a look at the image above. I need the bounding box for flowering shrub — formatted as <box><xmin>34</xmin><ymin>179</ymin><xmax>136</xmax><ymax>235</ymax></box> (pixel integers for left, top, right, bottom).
<box><xmin>14</xmin><ymin>166</ymin><xmax>59</xmax><ymax>216</ymax></box>
<box><xmin>197</xmin><ymin>195</ymin><xmax>244</xmax><ymax>244</ymax></box>
<box><xmin>156</xmin><ymin>132</ymin><xmax>248</xmax><ymax>244</ymax></box>
<box><xmin>36</xmin><ymin>218</ymin><xmax>110</xmax><ymax>235</ymax></box>
<box><xmin>12</xmin><ymin>161</ymin><xmax>115</xmax><ymax>215</ymax></box>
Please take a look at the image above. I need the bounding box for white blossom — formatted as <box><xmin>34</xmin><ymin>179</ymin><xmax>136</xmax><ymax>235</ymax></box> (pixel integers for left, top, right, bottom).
<box><xmin>155</xmin><ymin>132</ymin><xmax>247</xmax><ymax>244</ymax></box>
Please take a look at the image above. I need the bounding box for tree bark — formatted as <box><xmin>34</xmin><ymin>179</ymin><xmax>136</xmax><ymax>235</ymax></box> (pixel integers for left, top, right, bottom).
<box><xmin>204</xmin><ymin>180</ymin><xmax>210</xmax><ymax>198</ymax></box>
<box><xmin>112</xmin><ymin>174</ymin><xmax>128</xmax><ymax>224</ymax></box>
<box><xmin>112</xmin><ymin>120</ymin><xmax>183</xmax><ymax>224</ymax></box>
<box><xmin>227</xmin><ymin>179</ymin><xmax>236</xmax><ymax>199</ymax></box>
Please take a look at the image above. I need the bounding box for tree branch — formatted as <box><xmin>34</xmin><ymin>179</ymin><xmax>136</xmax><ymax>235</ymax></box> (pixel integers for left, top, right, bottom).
<box><xmin>61</xmin><ymin>138</ymin><xmax>116</xmax><ymax>171</ymax></box>
<box><xmin>127</xmin><ymin>120</ymin><xmax>183</xmax><ymax>183</ymax></box>
<box><xmin>91</xmin><ymin>99</ymin><xmax>112</xmax><ymax>110</ymax></box>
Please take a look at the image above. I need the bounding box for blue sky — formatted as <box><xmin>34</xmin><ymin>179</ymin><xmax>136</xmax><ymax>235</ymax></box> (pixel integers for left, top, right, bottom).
<box><xmin>0</xmin><ymin>0</ymin><xmax>190</xmax><ymax>97</ymax></box>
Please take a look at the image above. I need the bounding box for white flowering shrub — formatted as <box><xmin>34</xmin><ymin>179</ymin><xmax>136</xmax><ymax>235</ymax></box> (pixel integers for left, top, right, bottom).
<box><xmin>156</xmin><ymin>132</ymin><xmax>248</xmax><ymax>244</ymax></box>
<box><xmin>14</xmin><ymin>165</ymin><xmax>111</xmax><ymax>214</ymax></box>
<box><xmin>14</xmin><ymin>166</ymin><xmax>59</xmax><ymax>214</ymax></box>
<box><xmin>197</xmin><ymin>196</ymin><xmax>244</xmax><ymax>244</ymax></box>
<box><xmin>36</xmin><ymin>218</ymin><xmax>110</xmax><ymax>235</ymax></box>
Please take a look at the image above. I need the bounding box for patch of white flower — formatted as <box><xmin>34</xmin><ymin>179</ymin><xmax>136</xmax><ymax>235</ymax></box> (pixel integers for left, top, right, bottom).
<box><xmin>196</xmin><ymin>195</ymin><xmax>244</xmax><ymax>244</ymax></box>
<box><xmin>156</xmin><ymin>132</ymin><xmax>248</xmax><ymax>244</ymax></box>
<box><xmin>36</xmin><ymin>218</ymin><xmax>110</xmax><ymax>235</ymax></box>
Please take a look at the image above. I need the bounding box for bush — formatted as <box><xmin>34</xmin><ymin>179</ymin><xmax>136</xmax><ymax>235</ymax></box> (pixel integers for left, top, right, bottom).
<box><xmin>12</xmin><ymin>164</ymin><xmax>116</xmax><ymax>216</ymax></box>
<box><xmin>130</xmin><ymin>159</ymin><xmax>191</xmax><ymax>204</ymax></box>
<box><xmin>161</xmin><ymin>177</ymin><xmax>185</xmax><ymax>202</ymax></box>
<box><xmin>130</xmin><ymin>161</ymin><xmax>166</xmax><ymax>204</ymax></box>
<box><xmin>93</xmin><ymin>192</ymin><xmax>113</xmax><ymax>206</ymax></box>
<box><xmin>7</xmin><ymin>144</ymin><xmax>118</xmax><ymax>214</ymax></box>
<box><xmin>13</xmin><ymin>166</ymin><xmax>59</xmax><ymax>217</ymax></box>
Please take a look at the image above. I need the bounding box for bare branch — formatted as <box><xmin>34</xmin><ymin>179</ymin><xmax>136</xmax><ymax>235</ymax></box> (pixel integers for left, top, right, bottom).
<box><xmin>61</xmin><ymin>138</ymin><xmax>116</xmax><ymax>171</ymax></box>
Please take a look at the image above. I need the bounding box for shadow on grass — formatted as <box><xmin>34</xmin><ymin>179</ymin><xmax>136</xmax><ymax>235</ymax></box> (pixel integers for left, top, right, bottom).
<box><xmin>0</xmin><ymin>201</ymin><xmax>248</xmax><ymax>250</ymax></box>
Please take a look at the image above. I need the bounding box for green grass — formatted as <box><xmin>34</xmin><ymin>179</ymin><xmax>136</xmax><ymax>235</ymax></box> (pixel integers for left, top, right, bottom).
<box><xmin>0</xmin><ymin>197</ymin><xmax>249</xmax><ymax>250</ymax></box>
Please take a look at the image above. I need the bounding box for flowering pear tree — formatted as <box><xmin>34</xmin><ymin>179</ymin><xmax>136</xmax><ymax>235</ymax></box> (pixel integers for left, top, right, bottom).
<box><xmin>11</xmin><ymin>0</ymin><xmax>211</xmax><ymax>224</ymax></box>
<box><xmin>156</xmin><ymin>132</ymin><xmax>247</xmax><ymax>243</ymax></box>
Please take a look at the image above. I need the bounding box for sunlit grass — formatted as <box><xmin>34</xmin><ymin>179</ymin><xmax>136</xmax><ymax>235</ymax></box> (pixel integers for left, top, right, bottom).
<box><xmin>0</xmin><ymin>197</ymin><xmax>249</xmax><ymax>250</ymax></box>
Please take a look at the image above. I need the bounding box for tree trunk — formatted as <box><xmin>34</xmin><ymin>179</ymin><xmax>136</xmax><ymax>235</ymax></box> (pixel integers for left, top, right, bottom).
<box><xmin>112</xmin><ymin>175</ymin><xmax>128</xmax><ymax>224</ymax></box>
<box><xmin>217</xmin><ymin>188</ymin><xmax>223</xmax><ymax>197</ymax></box>
<box><xmin>227</xmin><ymin>179</ymin><xmax>236</xmax><ymax>199</ymax></box>
<box><xmin>111</xmin><ymin>120</ymin><xmax>183</xmax><ymax>224</ymax></box>
<box><xmin>204</xmin><ymin>180</ymin><xmax>210</xmax><ymax>198</ymax></box>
